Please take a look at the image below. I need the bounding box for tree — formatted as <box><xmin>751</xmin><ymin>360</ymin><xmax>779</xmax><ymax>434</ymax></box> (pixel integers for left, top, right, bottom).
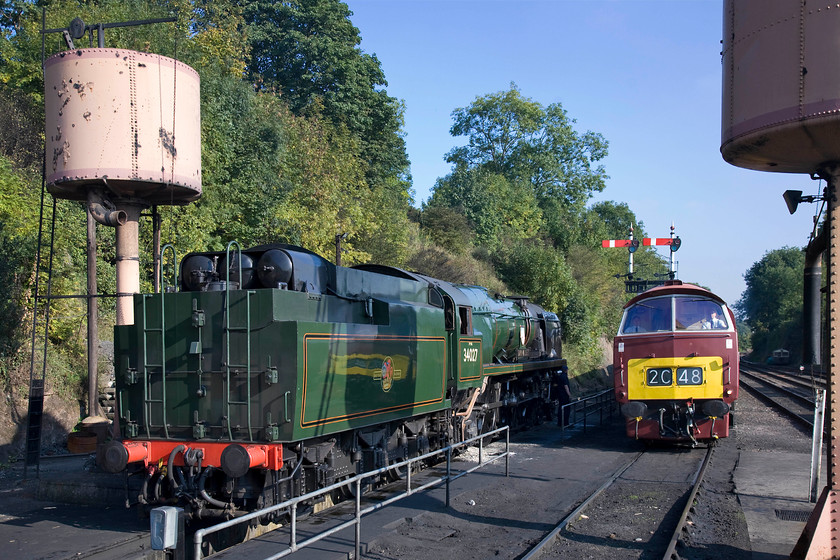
<box><xmin>427</xmin><ymin>167</ymin><xmax>541</xmax><ymax>249</ymax></box>
<box><xmin>589</xmin><ymin>201</ymin><xmax>643</xmax><ymax>241</ymax></box>
<box><xmin>737</xmin><ymin>247</ymin><xmax>804</xmax><ymax>361</ymax></box>
<box><xmin>419</xmin><ymin>206</ymin><xmax>474</xmax><ymax>255</ymax></box>
<box><xmin>243</xmin><ymin>0</ymin><xmax>409</xmax><ymax>184</ymax></box>
<box><xmin>242</xmin><ymin>0</ymin><xmax>411</xmax><ymax>262</ymax></box>
<box><xmin>425</xmin><ymin>84</ymin><xmax>625</xmax><ymax>372</ymax></box>
<box><xmin>492</xmin><ymin>240</ymin><xmax>575</xmax><ymax>320</ymax></box>
<box><xmin>446</xmin><ymin>83</ymin><xmax>609</xmax><ymax>221</ymax></box>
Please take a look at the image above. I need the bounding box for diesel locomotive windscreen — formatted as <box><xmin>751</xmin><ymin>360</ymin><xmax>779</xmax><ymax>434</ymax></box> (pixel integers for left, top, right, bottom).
<box><xmin>620</xmin><ymin>296</ymin><xmax>729</xmax><ymax>334</ymax></box>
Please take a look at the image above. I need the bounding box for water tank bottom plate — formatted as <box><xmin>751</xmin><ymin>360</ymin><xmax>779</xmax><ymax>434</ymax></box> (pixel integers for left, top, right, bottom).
<box><xmin>721</xmin><ymin>115</ymin><xmax>840</xmax><ymax>174</ymax></box>
<box><xmin>47</xmin><ymin>179</ymin><xmax>201</xmax><ymax>205</ymax></box>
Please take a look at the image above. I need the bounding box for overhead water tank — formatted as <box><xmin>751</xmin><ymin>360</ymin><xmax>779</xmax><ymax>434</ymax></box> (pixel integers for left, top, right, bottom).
<box><xmin>44</xmin><ymin>48</ymin><xmax>201</xmax><ymax>203</ymax></box>
<box><xmin>721</xmin><ymin>0</ymin><xmax>840</xmax><ymax>174</ymax></box>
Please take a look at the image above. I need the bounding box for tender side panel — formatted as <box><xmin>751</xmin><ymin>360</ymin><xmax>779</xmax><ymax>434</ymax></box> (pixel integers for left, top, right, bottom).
<box><xmin>298</xmin><ymin>328</ymin><xmax>448</xmax><ymax>437</ymax></box>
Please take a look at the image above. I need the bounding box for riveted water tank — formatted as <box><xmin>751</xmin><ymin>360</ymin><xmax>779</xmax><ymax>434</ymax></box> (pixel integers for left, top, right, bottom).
<box><xmin>721</xmin><ymin>0</ymin><xmax>840</xmax><ymax>174</ymax></box>
<box><xmin>44</xmin><ymin>49</ymin><xmax>201</xmax><ymax>203</ymax></box>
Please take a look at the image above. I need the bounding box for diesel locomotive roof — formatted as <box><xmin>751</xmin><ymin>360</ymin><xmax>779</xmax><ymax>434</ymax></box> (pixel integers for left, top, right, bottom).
<box><xmin>623</xmin><ymin>280</ymin><xmax>726</xmax><ymax>310</ymax></box>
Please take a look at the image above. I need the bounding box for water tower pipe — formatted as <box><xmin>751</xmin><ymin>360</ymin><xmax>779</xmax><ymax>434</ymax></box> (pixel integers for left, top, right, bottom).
<box><xmin>115</xmin><ymin>203</ymin><xmax>143</xmax><ymax>326</ymax></box>
<box><xmin>804</xmin><ymin>230</ymin><xmax>826</xmax><ymax>366</ymax></box>
<box><xmin>86</xmin><ymin>209</ymin><xmax>98</xmax><ymax>417</ymax></box>
<box><xmin>87</xmin><ymin>190</ymin><xmax>126</xmax><ymax>227</ymax></box>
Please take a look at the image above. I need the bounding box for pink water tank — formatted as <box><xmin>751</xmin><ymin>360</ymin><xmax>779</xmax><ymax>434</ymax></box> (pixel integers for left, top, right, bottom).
<box><xmin>44</xmin><ymin>48</ymin><xmax>201</xmax><ymax>203</ymax></box>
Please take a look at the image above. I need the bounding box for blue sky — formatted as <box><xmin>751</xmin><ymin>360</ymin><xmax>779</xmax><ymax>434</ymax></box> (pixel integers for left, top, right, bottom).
<box><xmin>344</xmin><ymin>0</ymin><xmax>819</xmax><ymax>307</ymax></box>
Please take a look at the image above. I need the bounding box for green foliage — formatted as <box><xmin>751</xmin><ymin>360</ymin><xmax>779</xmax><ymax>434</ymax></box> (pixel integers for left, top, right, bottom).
<box><xmin>427</xmin><ymin>168</ymin><xmax>541</xmax><ymax>249</ymax></box>
<box><xmin>492</xmin><ymin>240</ymin><xmax>574</xmax><ymax>321</ymax></box>
<box><xmin>419</xmin><ymin>206</ymin><xmax>474</xmax><ymax>255</ymax></box>
<box><xmin>242</xmin><ymin>0</ymin><xmax>410</xmax><ymax>185</ymax></box>
<box><xmin>0</xmin><ymin>157</ymin><xmax>35</xmax><ymax>358</ymax></box>
<box><xmin>405</xmin><ymin>242</ymin><xmax>507</xmax><ymax>295</ymax></box>
<box><xmin>446</xmin><ymin>83</ymin><xmax>608</xmax><ymax>223</ymax></box>
<box><xmin>1</xmin><ymin>0</ymin><xmax>248</xmax><ymax>106</ymax></box>
<box><xmin>589</xmin><ymin>201</ymin><xmax>645</xmax><ymax>241</ymax></box>
<box><xmin>736</xmin><ymin>247</ymin><xmax>804</xmax><ymax>361</ymax></box>
<box><xmin>241</xmin><ymin>0</ymin><xmax>412</xmax><ymax>263</ymax></box>
<box><xmin>0</xmin><ymin>84</ymin><xmax>41</xmax><ymax>169</ymax></box>
<box><xmin>735</xmin><ymin>318</ymin><xmax>751</xmax><ymax>354</ymax></box>
<box><xmin>427</xmin><ymin>84</ymin><xmax>651</xmax><ymax>372</ymax></box>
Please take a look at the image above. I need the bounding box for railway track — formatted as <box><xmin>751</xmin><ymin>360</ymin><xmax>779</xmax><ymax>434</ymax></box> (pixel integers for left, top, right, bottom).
<box><xmin>521</xmin><ymin>445</ymin><xmax>714</xmax><ymax>560</ymax></box>
<box><xmin>739</xmin><ymin>362</ymin><xmax>820</xmax><ymax>430</ymax></box>
<box><xmin>742</xmin><ymin>361</ymin><xmax>824</xmax><ymax>394</ymax></box>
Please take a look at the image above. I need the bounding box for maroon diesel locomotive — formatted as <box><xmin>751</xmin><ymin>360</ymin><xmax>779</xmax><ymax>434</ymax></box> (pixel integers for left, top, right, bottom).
<box><xmin>613</xmin><ymin>281</ymin><xmax>739</xmax><ymax>443</ymax></box>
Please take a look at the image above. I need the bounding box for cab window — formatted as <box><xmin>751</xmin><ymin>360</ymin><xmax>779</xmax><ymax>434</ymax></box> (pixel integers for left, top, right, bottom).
<box><xmin>621</xmin><ymin>297</ymin><xmax>672</xmax><ymax>334</ymax></box>
<box><xmin>675</xmin><ymin>297</ymin><xmax>728</xmax><ymax>331</ymax></box>
<box><xmin>459</xmin><ymin>306</ymin><xmax>473</xmax><ymax>335</ymax></box>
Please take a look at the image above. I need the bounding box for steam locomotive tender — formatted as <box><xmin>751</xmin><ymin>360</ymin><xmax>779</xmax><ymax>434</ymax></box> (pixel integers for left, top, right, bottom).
<box><xmin>99</xmin><ymin>243</ymin><xmax>565</xmax><ymax>518</ymax></box>
<box><xmin>613</xmin><ymin>281</ymin><xmax>738</xmax><ymax>443</ymax></box>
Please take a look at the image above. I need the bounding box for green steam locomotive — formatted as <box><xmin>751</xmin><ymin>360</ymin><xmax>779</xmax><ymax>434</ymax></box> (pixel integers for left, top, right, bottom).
<box><xmin>99</xmin><ymin>243</ymin><xmax>564</xmax><ymax>518</ymax></box>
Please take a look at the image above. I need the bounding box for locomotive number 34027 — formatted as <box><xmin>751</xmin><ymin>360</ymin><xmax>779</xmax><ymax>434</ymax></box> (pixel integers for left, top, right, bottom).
<box><xmin>463</xmin><ymin>347</ymin><xmax>479</xmax><ymax>362</ymax></box>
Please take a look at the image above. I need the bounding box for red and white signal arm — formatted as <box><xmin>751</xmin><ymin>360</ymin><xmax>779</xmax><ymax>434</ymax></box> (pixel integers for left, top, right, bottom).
<box><xmin>601</xmin><ymin>239</ymin><xmax>640</xmax><ymax>252</ymax></box>
<box><xmin>601</xmin><ymin>239</ymin><xmax>633</xmax><ymax>248</ymax></box>
<box><xmin>643</xmin><ymin>237</ymin><xmax>682</xmax><ymax>252</ymax></box>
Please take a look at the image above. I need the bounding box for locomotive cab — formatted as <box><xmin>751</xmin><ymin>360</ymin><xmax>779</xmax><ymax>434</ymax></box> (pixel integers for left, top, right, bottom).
<box><xmin>613</xmin><ymin>281</ymin><xmax>739</xmax><ymax>443</ymax></box>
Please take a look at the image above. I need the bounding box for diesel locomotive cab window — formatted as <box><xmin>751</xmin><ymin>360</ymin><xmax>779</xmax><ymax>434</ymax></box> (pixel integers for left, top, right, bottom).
<box><xmin>675</xmin><ymin>297</ymin><xmax>728</xmax><ymax>331</ymax></box>
<box><xmin>621</xmin><ymin>297</ymin><xmax>672</xmax><ymax>334</ymax></box>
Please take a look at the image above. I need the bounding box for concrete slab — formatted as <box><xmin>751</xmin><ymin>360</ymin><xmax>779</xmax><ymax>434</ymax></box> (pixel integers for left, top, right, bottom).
<box><xmin>735</xmin><ymin>451</ymin><xmax>823</xmax><ymax>560</ymax></box>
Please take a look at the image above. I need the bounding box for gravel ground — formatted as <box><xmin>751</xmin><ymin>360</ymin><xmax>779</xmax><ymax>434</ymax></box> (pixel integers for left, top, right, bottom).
<box><xmin>547</xmin><ymin>481</ymin><xmax>689</xmax><ymax>559</ymax></box>
<box><xmin>363</xmin><ymin>388</ymin><xmax>813</xmax><ymax>560</ymax></box>
<box><xmin>678</xmin><ymin>387</ymin><xmax>812</xmax><ymax>559</ymax></box>
<box><xmin>0</xmin><ymin>384</ymin><xmax>813</xmax><ymax>560</ymax></box>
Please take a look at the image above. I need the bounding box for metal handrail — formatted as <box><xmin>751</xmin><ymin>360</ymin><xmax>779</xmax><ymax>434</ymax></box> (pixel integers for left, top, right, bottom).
<box><xmin>159</xmin><ymin>244</ymin><xmax>177</xmax><ymax>293</ymax></box>
<box><xmin>141</xmin><ymin>291</ymin><xmax>169</xmax><ymax>439</ymax></box>
<box><xmin>193</xmin><ymin>425</ymin><xmax>511</xmax><ymax>560</ymax></box>
<box><xmin>140</xmin><ymin>243</ymin><xmax>177</xmax><ymax>440</ymax></box>
<box><xmin>559</xmin><ymin>388</ymin><xmax>617</xmax><ymax>436</ymax></box>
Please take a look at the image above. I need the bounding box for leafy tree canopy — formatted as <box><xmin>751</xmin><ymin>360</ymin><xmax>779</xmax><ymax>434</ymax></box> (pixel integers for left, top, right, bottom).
<box><xmin>736</xmin><ymin>246</ymin><xmax>805</xmax><ymax>360</ymax></box>
<box><xmin>446</xmin><ymin>83</ymin><xmax>609</xmax><ymax>218</ymax></box>
<box><xmin>243</xmin><ymin>0</ymin><xmax>410</xmax><ymax>187</ymax></box>
<box><xmin>1</xmin><ymin>0</ymin><xmax>249</xmax><ymax>104</ymax></box>
<box><xmin>426</xmin><ymin>167</ymin><xmax>541</xmax><ymax>249</ymax></box>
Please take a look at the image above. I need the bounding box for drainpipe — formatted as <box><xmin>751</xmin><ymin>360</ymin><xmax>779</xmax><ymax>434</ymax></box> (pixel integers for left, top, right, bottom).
<box><xmin>804</xmin><ymin>228</ymin><xmax>826</xmax><ymax>366</ymax></box>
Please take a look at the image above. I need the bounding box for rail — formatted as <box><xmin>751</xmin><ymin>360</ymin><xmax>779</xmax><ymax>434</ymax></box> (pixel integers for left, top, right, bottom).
<box><xmin>193</xmin><ymin>425</ymin><xmax>511</xmax><ymax>560</ymax></box>
<box><xmin>559</xmin><ymin>388</ymin><xmax>617</xmax><ymax>436</ymax></box>
<box><xmin>521</xmin><ymin>449</ymin><xmax>646</xmax><ymax>559</ymax></box>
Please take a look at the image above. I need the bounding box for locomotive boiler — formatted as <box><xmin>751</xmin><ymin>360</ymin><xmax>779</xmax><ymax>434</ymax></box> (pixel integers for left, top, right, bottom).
<box><xmin>98</xmin><ymin>242</ymin><xmax>565</xmax><ymax>517</ymax></box>
<box><xmin>613</xmin><ymin>281</ymin><xmax>739</xmax><ymax>443</ymax></box>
